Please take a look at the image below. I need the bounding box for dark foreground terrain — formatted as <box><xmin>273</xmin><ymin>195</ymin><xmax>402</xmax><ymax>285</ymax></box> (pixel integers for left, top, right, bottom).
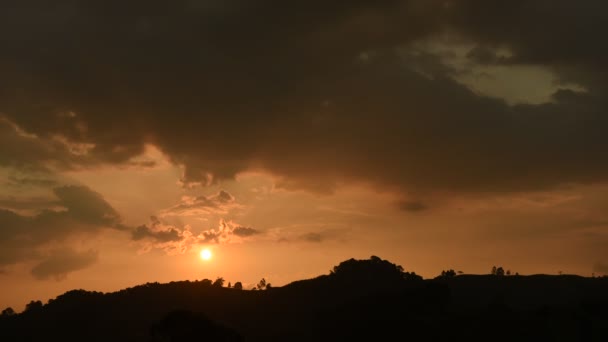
<box><xmin>1</xmin><ymin>256</ymin><xmax>607</xmax><ymax>341</ymax></box>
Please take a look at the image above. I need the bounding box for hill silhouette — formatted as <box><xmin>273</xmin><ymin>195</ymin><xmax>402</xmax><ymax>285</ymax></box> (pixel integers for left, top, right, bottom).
<box><xmin>1</xmin><ymin>256</ymin><xmax>607</xmax><ymax>341</ymax></box>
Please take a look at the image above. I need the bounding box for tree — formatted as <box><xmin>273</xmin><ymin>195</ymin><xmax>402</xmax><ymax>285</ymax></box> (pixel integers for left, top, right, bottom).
<box><xmin>1</xmin><ymin>307</ymin><xmax>15</xmax><ymax>317</ymax></box>
<box><xmin>227</xmin><ymin>282</ymin><xmax>231</xmax><ymax>288</ymax></box>
<box><xmin>24</xmin><ymin>300</ymin><xmax>43</xmax><ymax>313</ymax></box>
<box><xmin>213</xmin><ymin>277</ymin><xmax>225</xmax><ymax>287</ymax></box>
<box><xmin>330</xmin><ymin>256</ymin><xmax>421</xmax><ymax>285</ymax></box>
<box><xmin>506</xmin><ymin>270</ymin><xmax>511</xmax><ymax>276</ymax></box>
<box><xmin>491</xmin><ymin>266</ymin><xmax>497</xmax><ymax>275</ymax></box>
<box><xmin>496</xmin><ymin>267</ymin><xmax>505</xmax><ymax>276</ymax></box>
<box><xmin>233</xmin><ymin>282</ymin><xmax>243</xmax><ymax>290</ymax></box>
<box><xmin>256</xmin><ymin>278</ymin><xmax>267</xmax><ymax>290</ymax></box>
<box><xmin>440</xmin><ymin>269</ymin><xmax>456</xmax><ymax>278</ymax></box>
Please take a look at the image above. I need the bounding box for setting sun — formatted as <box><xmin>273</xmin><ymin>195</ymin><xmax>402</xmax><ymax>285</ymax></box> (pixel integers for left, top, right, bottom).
<box><xmin>200</xmin><ymin>248</ymin><xmax>212</xmax><ymax>261</ymax></box>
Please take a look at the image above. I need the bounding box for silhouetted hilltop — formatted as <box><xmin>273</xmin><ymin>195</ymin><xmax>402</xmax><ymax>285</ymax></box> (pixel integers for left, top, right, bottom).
<box><xmin>1</xmin><ymin>256</ymin><xmax>607</xmax><ymax>341</ymax></box>
<box><xmin>443</xmin><ymin>273</ymin><xmax>608</xmax><ymax>311</ymax></box>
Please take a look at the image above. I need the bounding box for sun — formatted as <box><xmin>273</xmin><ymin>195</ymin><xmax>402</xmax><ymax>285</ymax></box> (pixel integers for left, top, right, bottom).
<box><xmin>200</xmin><ymin>248</ymin><xmax>212</xmax><ymax>261</ymax></box>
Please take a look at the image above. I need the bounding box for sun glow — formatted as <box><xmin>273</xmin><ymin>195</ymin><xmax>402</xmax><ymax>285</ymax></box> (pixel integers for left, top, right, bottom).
<box><xmin>200</xmin><ymin>248</ymin><xmax>212</xmax><ymax>261</ymax></box>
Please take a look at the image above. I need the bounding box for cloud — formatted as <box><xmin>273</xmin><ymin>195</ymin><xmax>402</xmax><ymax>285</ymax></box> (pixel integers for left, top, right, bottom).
<box><xmin>132</xmin><ymin>216</ymin><xmax>182</xmax><ymax>243</ymax></box>
<box><xmin>0</xmin><ymin>1</ymin><xmax>607</xmax><ymax>197</ymax></box>
<box><xmin>275</xmin><ymin>228</ymin><xmax>350</xmax><ymax>244</ymax></box>
<box><xmin>0</xmin><ymin>196</ymin><xmax>60</xmax><ymax>214</ymax></box>
<box><xmin>31</xmin><ymin>248</ymin><xmax>98</xmax><ymax>281</ymax></box>
<box><xmin>0</xmin><ymin>118</ymin><xmax>93</xmax><ymax>172</ymax></box>
<box><xmin>6</xmin><ymin>174</ymin><xmax>58</xmax><ymax>188</ymax></box>
<box><xmin>232</xmin><ymin>226</ymin><xmax>261</xmax><ymax>237</ymax></box>
<box><xmin>53</xmin><ymin>185</ymin><xmax>121</xmax><ymax>226</ymax></box>
<box><xmin>132</xmin><ymin>225</ymin><xmax>181</xmax><ymax>243</ymax></box>
<box><xmin>301</xmin><ymin>232</ymin><xmax>323</xmax><ymax>243</ymax></box>
<box><xmin>0</xmin><ymin>185</ymin><xmax>123</xmax><ymax>267</ymax></box>
<box><xmin>132</xmin><ymin>218</ymin><xmax>260</xmax><ymax>255</ymax></box>
<box><xmin>198</xmin><ymin>220</ymin><xmax>260</xmax><ymax>244</ymax></box>
<box><xmin>160</xmin><ymin>190</ymin><xmax>239</xmax><ymax>217</ymax></box>
<box><xmin>399</xmin><ymin>201</ymin><xmax>429</xmax><ymax>213</ymax></box>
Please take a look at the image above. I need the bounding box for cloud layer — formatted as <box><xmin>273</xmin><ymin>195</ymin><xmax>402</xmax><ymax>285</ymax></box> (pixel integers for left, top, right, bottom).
<box><xmin>160</xmin><ymin>190</ymin><xmax>239</xmax><ymax>217</ymax></box>
<box><xmin>0</xmin><ymin>1</ymin><xmax>606</xmax><ymax>197</ymax></box>
<box><xmin>132</xmin><ymin>217</ymin><xmax>262</xmax><ymax>255</ymax></box>
<box><xmin>31</xmin><ymin>248</ymin><xmax>98</xmax><ymax>281</ymax></box>
<box><xmin>0</xmin><ymin>185</ymin><xmax>124</xmax><ymax>281</ymax></box>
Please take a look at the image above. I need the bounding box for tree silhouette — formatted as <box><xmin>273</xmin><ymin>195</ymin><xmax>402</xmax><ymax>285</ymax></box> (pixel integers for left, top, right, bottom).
<box><xmin>227</xmin><ymin>282</ymin><xmax>232</xmax><ymax>288</ymax></box>
<box><xmin>213</xmin><ymin>277</ymin><xmax>225</xmax><ymax>287</ymax></box>
<box><xmin>1</xmin><ymin>307</ymin><xmax>15</xmax><ymax>317</ymax></box>
<box><xmin>24</xmin><ymin>300</ymin><xmax>43</xmax><ymax>313</ymax></box>
<box><xmin>440</xmin><ymin>269</ymin><xmax>456</xmax><ymax>278</ymax></box>
<box><xmin>330</xmin><ymin>255</ymin><xmax>421</xmax><ymax>285</ymax></box>
<box><xmin>490</xmin><ymin>266</ymin><xmax>506</xmax><ymax>276</ymax></box>
<box><xmin>256</xmin><ymin>278</ymin><xmax>267</xmax><ymax>290</ymax></box>
<box><xmin>0</xmin><ymin>256</ymin><xmax>603</xmax><ymax>341</ymax></box>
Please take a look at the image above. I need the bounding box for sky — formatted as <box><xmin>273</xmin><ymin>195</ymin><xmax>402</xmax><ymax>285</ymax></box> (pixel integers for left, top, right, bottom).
<box><xmin>1</xmin><ymin>0</ymin><xmax>608</xmax><ymax>311</ymax></box>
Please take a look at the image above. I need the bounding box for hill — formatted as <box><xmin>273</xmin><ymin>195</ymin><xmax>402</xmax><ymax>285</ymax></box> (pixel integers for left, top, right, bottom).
<box><xmin>1</xmin><ymin>256</ymin><xmax>607</xmax><ymax>341</ymax></box>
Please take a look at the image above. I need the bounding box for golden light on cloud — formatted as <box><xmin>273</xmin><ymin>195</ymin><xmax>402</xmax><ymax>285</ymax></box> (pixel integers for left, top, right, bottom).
<box><xmin>200</xmin><ymin>248</ymin><xmax>212</xmax><ymax>261</ymax></box>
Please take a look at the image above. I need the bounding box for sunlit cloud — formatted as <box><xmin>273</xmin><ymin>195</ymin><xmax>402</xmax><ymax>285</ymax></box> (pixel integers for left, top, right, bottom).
<box><xmin>160</xmin><ymin>190</ymin><xmax>241</xmax><ymax>217</ymax></box>
<box><xmin>132</xmin><ymin>218</ymin><xmax>261</xmax><ymax>255</ymax></box>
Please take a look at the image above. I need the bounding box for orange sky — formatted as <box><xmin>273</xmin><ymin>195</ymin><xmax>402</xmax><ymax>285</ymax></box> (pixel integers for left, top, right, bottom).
<box><xmin>1</xmin><ymin>0</ymin><xmax>608</xmax><ymax>312</ymax></box>
<box><xmin>1</xmin><ymin>146</ymin><xmax>606</xmax><ymax>310</ymax></box>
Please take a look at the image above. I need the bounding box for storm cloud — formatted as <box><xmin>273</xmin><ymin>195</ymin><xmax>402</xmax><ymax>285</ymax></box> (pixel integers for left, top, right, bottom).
<box><xmin>31</xmin><ymin>248</ymin><xmax>99</xmax><ymax>281</ymax></box>
<box><xmin>160</xmin><ymin>190</ymin><xmax>239</xmax><ymax>217</ymax></box>
<box><xmin>0</xmin><ymin>185</ymin><xmax>122</xmax><ymax>267</ymax></box>
<box><xmin>1</xmin><ymin>0</ymin><xmax>608</xmax><ymax>197</ymax></box>
<box><xmin>132</xmin><ymin>216</ymin><xmax>182</xmax><ymax>243</ymax></box>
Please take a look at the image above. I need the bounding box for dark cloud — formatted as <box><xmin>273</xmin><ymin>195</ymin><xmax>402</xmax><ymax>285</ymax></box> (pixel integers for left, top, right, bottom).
<box><xmin>399</xmin><ymin>201</ymin><xmax>429</xmax><ymax>213</ymax></box>
<box><xmin>6</xmin><ymin>175</ymin><xmax>58</xmax><ymax>188</ymax></box>
<box><xmin>1</xmin><ymin>1</ymin><xmax>607</xmax><ymax>196</ymax></box>
<box><xmin>31</xmin><ymin>248</ymin><xmax>98</xmax><ymax>281</ymax></box>
<box><xmin>161</xmin><ymin>190</ymin><xmax>238</xmax><ymax>217</ymax></box>
<box><xmin>0</xmin><ymin>185</ymin><xmax>123</xmax><ymax>267</ymax></box>
<box><xmin>232</xmin><ymin>227</ymin><xmax>261</xmax><ymax>237</ymax></box>
<box><xmin>301</xmin><ymin>232</ymin><xmax>323</xmax><ymax>243</ymax></box>
<box><xmin>0</xmin><ymin>119</ymin><xmax>72</xmax><ymax>172</ymax></box>
<box><xmin>278</xmin><ymin>228</ymin><xmax>351</xmax><ymax>244</ymax></box>
<box><xmin>0</xmin><ymin>196</ymin><xmax>59</xmax><ymax>213</ymax></box>
<box><xmin>53</xmin><ymin>186</ymin><xmax>121</xmax><ymax>225</ymax></box>
<box><xmin>132</xmin><ymin>224</ymin><xmax>182</xmax><ymax>243</ymax></box>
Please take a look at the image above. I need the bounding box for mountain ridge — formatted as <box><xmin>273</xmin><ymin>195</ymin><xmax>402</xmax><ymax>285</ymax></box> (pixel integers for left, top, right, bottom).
<box><xmin>1</xmin><ymin>256</ymin><xmax>607</xmax><ymax>341</ymax></box>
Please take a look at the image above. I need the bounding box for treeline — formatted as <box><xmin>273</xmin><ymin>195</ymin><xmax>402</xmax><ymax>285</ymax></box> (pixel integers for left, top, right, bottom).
<box><xmin>0</xmin><ymin>256</ymin><xmax>606</xmax><ymax>341</ymax></box>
